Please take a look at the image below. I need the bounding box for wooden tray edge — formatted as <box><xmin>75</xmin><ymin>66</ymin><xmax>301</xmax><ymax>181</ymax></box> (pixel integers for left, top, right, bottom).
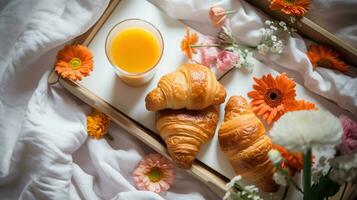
<box><xmin>58</xmin><ymin>77</ymin><xmax>227</xmax><ymax>196</ymax></box>
<box><xmin>46</xmin><ymin>0</ymin><xmax>357</xmax><ymax>198</ymax></box>
<box><xmin>48</xmin><ymin>0</ymin><xmax>228</xmax><ymax>196</ymax></box>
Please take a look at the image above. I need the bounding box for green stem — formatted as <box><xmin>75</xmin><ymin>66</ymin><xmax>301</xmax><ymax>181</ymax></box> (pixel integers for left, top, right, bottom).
<box><xmin>303</xmin><ymin>148</ymin><xmax>312</xmax><ymax>200</ymax></box>
<box><xmin>218</xmin><ymin>65</ymin><xmax>235</xmax><ymax>81</ymax></box>
<box><xmin>339</xmin><ymin>182</ymin><xmax>348</xmax><ymax>200</ymax></box>
<box><xmin>286</xmin><ymin>175</ymin><xmax>303</xmax><ymax>194</ymax></box>
<box><xmin>276</xmin><ymin>164</ymin><xmax>304</xmax><ymax>194</ymax></box>
<box><xmin>189</xmin><ymin>44</ymin><xmax>220</xmax><ymax>48</ymax></box>
<box><xmin>233</xmin><ymin>183</ymin><xmax>257</xmax><ymax>197</ymax></box>
<box><xmin>224</xmin><ymin>10</ymin><xmax>237</xmax><ymax>15</ymax></box>
<box><xmin>281</xmin><ymin>185</ymin><xmax>290</xmax><ymax>200</ymax></box>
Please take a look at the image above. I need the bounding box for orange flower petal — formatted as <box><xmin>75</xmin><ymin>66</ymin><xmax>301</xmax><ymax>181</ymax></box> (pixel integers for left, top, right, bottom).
<box><xmin>248</xmin><ymin>73</ymin><xmax>297</xmax><ymax>125</ymax></box>
<box><xmin>55</xmin><ymin>44</ymin><xmax>93</xmax><ymax>81</ymax></box>
<box><xmin>180</xmin><ymin>28</ymin><xmax>199</xmax><ymax>59</ymax></box>
<box><xmin>270</xmin><ymin>0</ymin><xmax>310</xmax><ymax>16</ymax></box>
<box><xmin>307</xmin><ymin>44</ymin><xmax>348</xmax><ymax>73</ymax></box>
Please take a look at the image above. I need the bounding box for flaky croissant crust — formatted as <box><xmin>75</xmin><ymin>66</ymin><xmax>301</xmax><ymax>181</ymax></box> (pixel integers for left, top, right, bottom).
<box><xmin>156</xmin><ymin>106</ymin><xmax>219</xmax><ymax>169</ymax></box>
<box><xmin>145</xmin><ymin>64</ymin><xmax>226</xmax><ymax>111</ymax></box>
<box><xmin>218</xmin><ymin>96</ymin><xmax>279</xmax><ymax>192</ymax></box>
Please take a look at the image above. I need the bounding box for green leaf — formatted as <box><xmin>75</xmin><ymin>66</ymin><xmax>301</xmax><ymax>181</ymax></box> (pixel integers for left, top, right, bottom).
<box><xmin>309</xmin><ymin>175</ymin><xmax>341</xmax><ymax>200</ymax></box>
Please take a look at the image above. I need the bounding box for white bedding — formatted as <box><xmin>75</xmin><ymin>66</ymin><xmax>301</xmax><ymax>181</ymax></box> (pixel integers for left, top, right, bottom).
<box><xmin>0</xmin><ymin>0</ymin><xmax>356</xmax><ymax>200</ymax></box>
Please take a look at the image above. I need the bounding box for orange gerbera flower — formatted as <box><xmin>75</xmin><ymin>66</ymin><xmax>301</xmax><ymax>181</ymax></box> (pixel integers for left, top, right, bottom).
<box><xmin>289</xmin><ymin>100</ymin><xmax>317</xmax><ymax>111</ymax></box>
<box><xmin>270</xmin><ymin>0</ymin><xmax>310</xmax><ymax>16</ymax></box>
<box><xmin>272</xmin><ymin>144</ymin><xmax>303</xmax><ymax>176</ymax></box>
<box><xmin>87</xmin><ymin>109</ymin><xmax>110</xmax><ymax>139</ymax></box>
<box><xmin>248</xmin><ymin>73</ymin><xmax>296</xmax><ymax>125</ymax></box>
<box><xmin>181</xmin><ymin>28</ymin><xmax>199</xmax><ymax>59</ymax></box>
<box><xmin>55</xmin><ymin>44</ymin><xmax>94</xmax><ymax>81</ymax></box>
<box><xmin>307</xmin><ymin>44</ymin><xmax>348</xmax><ymax>73</ymax></box>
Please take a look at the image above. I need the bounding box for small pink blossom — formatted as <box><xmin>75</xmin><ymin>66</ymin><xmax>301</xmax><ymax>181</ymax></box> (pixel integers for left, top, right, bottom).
<box><xmin>133</xmin><ymin>154</ymin><xmax>175</xmax><ymax>193</ymax></box>
<box><xmin>209</xmin><ymin>6</ymin><xmax>227</xmax><ymax>28</ymax></box>
<box><xmin>339</xmin><ymin>115</ymin><xmax>357</xmax><ymax>154</ymax></box>
<box><xmin>216</xmin><ymin>50</ymin><xmax>238</xmax><ymax>72</ymax></box>
<box><xmin>201</xmin><ymin>37</ymin><xmax>219</xmax><ymax>67</ymax></box>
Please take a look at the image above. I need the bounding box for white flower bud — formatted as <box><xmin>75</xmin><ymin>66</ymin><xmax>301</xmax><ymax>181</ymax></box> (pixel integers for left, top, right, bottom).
<box><xmin>279</xmin><ymin>21</ymin><xmax>286</xmax><ymax>27</ymax></box>
<box><xmin>268</xmin><ymin>149</ymin><xmax>282</xmax><ymax>164</ymax></box>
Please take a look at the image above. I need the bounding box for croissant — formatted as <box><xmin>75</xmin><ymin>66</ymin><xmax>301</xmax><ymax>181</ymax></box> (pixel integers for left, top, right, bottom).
<box><xmin>218</xmin><ymin>96</ymin><xmax>278</xmax><ymax>192</ymax></box>
<box><xmin>145</xmin><ymin>64</ymin><xmax>226</xmax><ymax>111</ymax></box>
<box><xmin>156</xmin><ymin>106</ymin><xmax>219</xmax><ymax>169</ymax></box>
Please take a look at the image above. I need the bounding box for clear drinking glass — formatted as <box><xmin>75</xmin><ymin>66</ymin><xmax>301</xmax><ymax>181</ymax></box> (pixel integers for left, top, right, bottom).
<box><xmin>105</xmin><ymin>19</ymin><xmax>164</xmax><ymax>86</ymax></box>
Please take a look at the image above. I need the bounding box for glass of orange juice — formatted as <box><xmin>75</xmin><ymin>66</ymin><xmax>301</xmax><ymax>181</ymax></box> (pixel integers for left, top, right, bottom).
<box><xmin>105</xmin><ymin>19</ymin><xmax>164</xmax><ymax>86</ymax></box>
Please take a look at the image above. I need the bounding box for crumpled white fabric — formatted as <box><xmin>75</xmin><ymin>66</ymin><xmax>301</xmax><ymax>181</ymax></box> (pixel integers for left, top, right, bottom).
<box><xmin>0</xmin><ymin>0</ymin><xmax>218</xmax><ymax>200</ymax></box>
<box><xmin>149</xmin><ymin>0</ymin><xmax>357</xmax><ymax>116</ymax></box>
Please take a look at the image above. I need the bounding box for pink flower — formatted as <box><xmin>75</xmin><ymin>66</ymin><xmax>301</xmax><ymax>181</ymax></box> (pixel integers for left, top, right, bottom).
<box><xmin>201</xmin><ymin>37</ymin><xmax>219</xmax><ymax>67</ymax></box>
<box><xmin>209</xmin><ymin>6</ymin><xmax>227</xmax><ymax>28</ymax></box>
<box><xmin>133</xmin><ymin>154</ymin><xmax>175</xmax><ymax>193</ymax></box>
<box><xmin>339</xmin><ymin>115</ymin><xmax>357</xmax><ymax>154</ymax></box>
<box><xmin>216</xmin><ymin>50</ymin><xmax>238</xmax><ymax>72</ymax></box>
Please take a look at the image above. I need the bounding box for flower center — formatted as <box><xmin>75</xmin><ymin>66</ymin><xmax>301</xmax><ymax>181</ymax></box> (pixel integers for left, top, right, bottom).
<box><xmin>265</xmin><ymin>88</ymin><xmax>282</xmax><ymax>107</ymax></box>
<box><xmin>317</xmin><ymin>58</ymin><xmax>332</xmax><ymax>69</ymax></box>
<box><xmin>284</xmin><ymin>0</ymin><xmax>295</xmax><ymax>4</ymax></box>
<box><xmin>146</xmin><ymin>167</ymin><xmax>162</xmax><ymax>182</ymax></box>
<box><xmin>69</xmin><ymin>57</ymin><xmax>81</xmax><ymax>70</ymax></box>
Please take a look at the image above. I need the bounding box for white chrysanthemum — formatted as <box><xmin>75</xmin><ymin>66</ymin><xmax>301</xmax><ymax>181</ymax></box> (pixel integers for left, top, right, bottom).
<box><xmin>273</xmin><ymin>172</ymin><xmax>287</xmax><ymax>186</ymax></box>
<box><xmin>225</xmin><ymin>175</ymin><xmax>242</xmax><ymax>190</ymax></box>
<box><xmin>270</xmin><ymin>110</ymin><xmax>342</xmax><ymax>152</ymax></box>
<box><xmin>268</xmin><ymin>149</ymin><xmax>282</xmax><ymax>164</ymax></box>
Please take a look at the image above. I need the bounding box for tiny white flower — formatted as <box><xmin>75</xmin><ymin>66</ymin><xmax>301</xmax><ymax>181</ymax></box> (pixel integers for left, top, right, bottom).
<box><xmin>271</xmin><ymin>35</ymin><xmax>277</xmax><ymax>41</ymax></box>
<box><xmin>279</xmin><ymin>21</ymin><xmax>286</xmax><ymax>27</ymax></box>
<box><xmin>265</xmin><ymin>20</ymin><xmax>272</xmax><ymax>25</ymax></box>
<box><xmin>225</xmin><ymin>175</ymin><xmax>242</xmax><ymax>190</ymax></box>
<box><xmin>257</xmin><ymin>44</ymin><xmax>269</xmax><ymax>55</ymax></box>
<box><xmin>253</xmin><ymin>196</ymin><xmax>261</xmax><ymax>200</ymax></box>
<box><xmin>270</xmin><ymin>25</ymin><xmax>277</xmax><ymax>31</ymax></box>
<box><xmin>270</xmin><ymin>110</ymin><xmax>342</xmax><ymax>152</ymax></box>
<box><xmin>312</xmin><ymin>146</ymin><xmax>335</xmax><ymax>176</ymax></box>
<box><xmin>273</xmin><ymin>172</ymin><xmax>287</xmax><ymax>186</ymax></box>
<box><xmin>232</xmin><ymin>175</ymin><xmax>242</xmax><ymax>182</ymax></box>
<box><xmin>223</xmin><ymin>191</ymin><xmax>232</xmax><ymax>200</ymax></box>
<box><xmin>268</xmin><ymin>149</ymin><xmax>282</xmax><ymax>164</ymax></box>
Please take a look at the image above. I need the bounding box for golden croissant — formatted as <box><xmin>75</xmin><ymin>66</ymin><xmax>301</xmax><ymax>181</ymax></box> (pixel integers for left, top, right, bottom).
<box><xmin>218</xmin><ymin>96</ymin><xmax>278</xmax><ymax>192</ymax></box>
<box><xmin>145</xmin><ymin>64</ymin><xmax>226</xmax><ymax>111</ymax></box>
<box><xmin>156</xmin><ymin>106</ymin><xmax>219</xmax><ymax>169</ymax></box>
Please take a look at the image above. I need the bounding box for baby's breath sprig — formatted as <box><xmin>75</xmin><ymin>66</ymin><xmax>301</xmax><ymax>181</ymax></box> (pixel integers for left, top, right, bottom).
<box><xmin>223</xmin><ymin>175</ymin><xmax>263</xmax><ymax>200</ymax></box>
<box><xmin>257</xmin><ymin>20</ymin><xmax>296</xmax><ymax>55</ymax></box>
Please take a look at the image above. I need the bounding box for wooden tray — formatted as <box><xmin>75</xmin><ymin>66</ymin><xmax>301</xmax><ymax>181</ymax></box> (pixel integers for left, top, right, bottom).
<box><xmin>48</xmin><ymin>0</ymin><xmax>356</xmax><ymax>198</ymax></box>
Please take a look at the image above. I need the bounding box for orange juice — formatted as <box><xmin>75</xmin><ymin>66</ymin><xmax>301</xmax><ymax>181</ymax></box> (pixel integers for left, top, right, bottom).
<box><xmin>109</xmin><ymin>27</ymin><xmax>161</xmax><ymax>73</ymax></box>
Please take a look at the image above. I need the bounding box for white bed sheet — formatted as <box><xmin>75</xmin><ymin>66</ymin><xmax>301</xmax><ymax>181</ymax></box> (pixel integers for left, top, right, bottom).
<box><xmin>0</xmin><ymin>0</ymin><xmax>356</xmax><ymax>200</ymax></box>
<box><xmin>0</xmin><ymin>0</ymin><xmax>218</xmax><ymax>199</ymax></box>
